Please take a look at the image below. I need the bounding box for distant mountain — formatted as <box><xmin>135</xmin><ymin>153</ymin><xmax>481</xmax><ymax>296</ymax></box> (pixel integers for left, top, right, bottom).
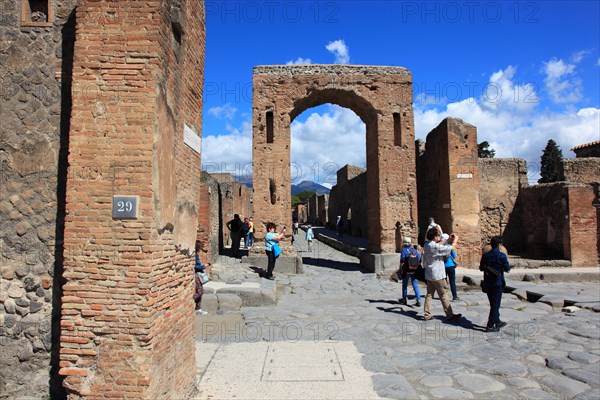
<box><xmin>233</xmin><ymin>174</ymin><xmax>253</xmax><ymax>188</ymax></box>
<box><xmin>291</xmin><ymin>180</ymin><xmax>331</xmax><ymax>195</ymax></box>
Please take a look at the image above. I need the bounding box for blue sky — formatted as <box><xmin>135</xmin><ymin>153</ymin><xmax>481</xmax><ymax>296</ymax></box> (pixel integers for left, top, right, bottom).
<box><xmin>200</xmin><ymin>1</ymin><xmax>600</xmax><ymax>186</ymax></box>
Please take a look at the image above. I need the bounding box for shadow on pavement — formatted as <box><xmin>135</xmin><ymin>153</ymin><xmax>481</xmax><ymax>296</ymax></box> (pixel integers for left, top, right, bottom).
<box><xmin>301</xmin><ymin>256</ymin><xmax>363</xmax><ymax>272</ymax></box>
<box><xmin>376</xmin><ymin>305</ymin><xmax>423</xmax><ymax>321</ymax></box>
<box><xmin>249</xmin><ymin>266</ymin><xmax>267</xmax><ymax>278</ymax></box>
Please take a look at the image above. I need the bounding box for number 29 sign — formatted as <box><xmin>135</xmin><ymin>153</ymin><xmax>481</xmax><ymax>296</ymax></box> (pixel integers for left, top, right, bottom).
<box><xmin>112</xmin><ymin>195</ymin><xmax>139</xmax><ymax>219</ymax></box>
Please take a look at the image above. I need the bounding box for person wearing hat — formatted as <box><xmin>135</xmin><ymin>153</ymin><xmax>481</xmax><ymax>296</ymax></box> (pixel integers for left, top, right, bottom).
<box><xmin>423</xmin><ymin>229</ymin><xmax>462</xmax><ymax>322</ymax></box>
<box><xmin>443</xmin><ymin>233</ymin><xmax>459</xmax><ymax>301</ymax></box>
<box><xmin>399</xmin><ymin>236</ymin><xmax>422</xmax><ymax>307</ymax></box>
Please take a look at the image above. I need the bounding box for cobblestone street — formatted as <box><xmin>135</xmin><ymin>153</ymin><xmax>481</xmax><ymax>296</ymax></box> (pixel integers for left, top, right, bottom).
<box><xmin>195</xmin><ymin>234</ymin><xmax>600</xmax><ymax>399</ymax></box>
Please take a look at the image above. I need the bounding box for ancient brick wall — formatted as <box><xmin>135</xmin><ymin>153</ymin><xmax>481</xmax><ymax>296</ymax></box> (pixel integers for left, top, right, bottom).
<box><xmin>252</xmin><ymin>65</ymin><xmax>417</xmax><ymax>254</ymax></box>
<box><xmin>317</xmin><ymin>194</ymin><xmax>329</xmax><ymax>227</ymax></box>
<box><xmin>297</xmin><ymin>203</ymin><xmax>307</xmax><ymax>223</ymax></box>
<box><xmin>417</xmin><ymin>118</ymin><xmax>480</xmax><ymax>267</ymax></box>
<box><xmin>212</xmin><ymin>174</ymin><xmax>252</xmax><ymax>249</ymax></box>
<box><xmin>515</xmin><ymin>183</ymin><xmax>598</xmax><ymax>266</ymax></box>
<box><xmin>0</xmin><ymin>1</ymin><xmax>77</xmax><ymax>398</ymax></box>
<box><xmin>328</xmin><ymin>165</ymin><xmax>368</xmax><ymax>238</ymax></box>
<box><xmin>561</xmin><ymin>158</ymin><xmax>600</xmax><ymax>185</ymax></box>
<box><xmin>59</xmin><ymin>1</ymin><xmax>205</xmax><ymax>398</ymax></box>
<box><xmin>417</xmin><ymin>132</ymin><xmax>447</xmax><ymax>244</ymax></box>
<box><xmin>198</xmin><ymin>172</ymin><xmax>219</xmax><ymax>264</ymax></box>
<box><xmin>479</xmin><ymin>158</ymin><xmax>528</xmax><ymax>250</ymax></box>
<box><xmin>307</xmin><ymin>193</ymin><xmax>319</xmax><ymax>224</ymax></box>
<box><xmin>515</xmin><ymin>183</ymin><xmax>570</xmax><ymax>259</ymax></box>
<box><xmin>564</xmin><ymin>185</ymin><xmax>598</xmax><ymax>267</ymax></box>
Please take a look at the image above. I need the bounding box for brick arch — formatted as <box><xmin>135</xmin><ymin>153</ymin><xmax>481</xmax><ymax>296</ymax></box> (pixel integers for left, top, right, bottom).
<box><xmin>252</xmin><ymin>65</ymin><xmax>418</xmax><ymax>254</ymax></box>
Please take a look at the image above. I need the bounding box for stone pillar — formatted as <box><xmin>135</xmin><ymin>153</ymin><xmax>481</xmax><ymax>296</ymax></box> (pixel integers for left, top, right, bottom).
<box><xmin>60</xmin><ymin>1</ymin><xmax>205</xmax><ymax>398</ymax></box>
<box><xmin>418</xmin><ymin>118</ymin><xmax>481</xmax><ymax>267</ymax></box>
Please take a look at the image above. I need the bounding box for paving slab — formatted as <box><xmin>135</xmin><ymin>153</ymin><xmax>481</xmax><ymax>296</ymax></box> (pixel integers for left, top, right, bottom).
<box><xmin>194</xmin><ymin>341</ymin><xmax>391</xmax><ymax>400</ymax></box>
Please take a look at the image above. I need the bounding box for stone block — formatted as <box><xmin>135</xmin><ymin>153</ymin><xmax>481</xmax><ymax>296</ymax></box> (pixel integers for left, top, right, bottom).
<box><xmin>220</xmin><ymin>286</ymin><xmax>263</xmax><ymax>307</ymax></box>
<box><xmin>216</xmin><ymin>293</ymin><xmax>242</xmax><ymax>311</ymax></box>
<box><xmin>360</xmin><ymin>251</ymin><xmax>400</xmax><ymax>275</ymax></box>
<box><xmin>243</xmin><ymin>255</ymin><xmax>302</xmax><ymax>275</ymax></box>
<box><xmin>201</xmin><ymin>294</ymin><xmax>218</xmax><ymax>313</ymax></box>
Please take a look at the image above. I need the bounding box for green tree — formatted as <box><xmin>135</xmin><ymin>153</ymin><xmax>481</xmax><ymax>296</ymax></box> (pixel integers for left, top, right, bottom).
<box><xmin>478</xmin><ymin>141</ymin><xmax>496</xmax><ymax>158</ymax></box>
<box><xmin>291</xmin><ymin>190</ymin><xmax>316</xmax><ymax>207</ymax></box>
<box><xmin>538</xmin><ymin>139</ymin><xmax>564</xmax><ymax>183</ymax></box>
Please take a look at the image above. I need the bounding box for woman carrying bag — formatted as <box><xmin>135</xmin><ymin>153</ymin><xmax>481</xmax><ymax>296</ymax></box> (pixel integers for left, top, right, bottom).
<box><xmin>264</xmin><ymin>223</ymin><xmax>286</xmax><ymax>280</ymax></box>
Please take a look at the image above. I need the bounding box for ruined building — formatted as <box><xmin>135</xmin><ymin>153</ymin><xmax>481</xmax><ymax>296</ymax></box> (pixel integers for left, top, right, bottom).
<box><xmin>1</xmin><ymin>1</ymin><xmax>207</xmax><ymax>398</ymax></box>
<box><xmin>321</xmin><ymin>117</ymin><xmax>599</xmax><ymax>269</ymax></box>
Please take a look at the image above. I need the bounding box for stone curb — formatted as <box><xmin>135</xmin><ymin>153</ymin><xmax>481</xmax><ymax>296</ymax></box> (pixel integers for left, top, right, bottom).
<box><xmin>462</xmin><ymin>275</ymin><xmax>600</xmax><ymax>312</ymax></box>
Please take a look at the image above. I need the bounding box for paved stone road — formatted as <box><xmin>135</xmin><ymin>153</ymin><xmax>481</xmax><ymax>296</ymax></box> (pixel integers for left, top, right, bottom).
<box><xmin>195</xmin><ymin>234</ymin><xmax>600</xmax><ymax>399</ymax></box>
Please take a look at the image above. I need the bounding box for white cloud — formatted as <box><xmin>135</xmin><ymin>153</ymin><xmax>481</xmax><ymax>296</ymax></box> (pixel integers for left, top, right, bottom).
<box><xmin>597</xmin><ymin>57</ymin><xmax>600</xmax><ymax>66</ymax></box>
<box><xmin>286</xmin><ymin>57</ymin><xmax>312</xmax><ymax>65</ymax></box>
<box><xmin>570</xmin><ymin>50</ymin><xmax>590</xmax><ymax>63</ymax></box>
<box><xmin>201</xmin><ymin>121</ymin><xmax>252</xmax><ymax>179</ymax></box>
<box><xmin>483</xmin><ymin>66</ymin><xmax>538</xmax><ymax>112</ymax></box>
<box><xmin>414</xmin><ymin>66</ymin><xmax>599</xmax><ymax>183</ymax></box>
<box><xmin>290</xmin><ymin>105</ymin><xmax>365</xmax><ymax>185</ymax></box>
<box><xmin>208</xmin><ymin>103</ymin><xmax>237</xmax><ymax>120</ymax></box>
<box><xmin>325</xmin><ymin>39</ymin><xmax>350</xmax><ymax>64</ymax></box>
<box><xmin>543</xmin><ymin>58</ymin><xmax>583</xmax><ymax>103</ymax></box>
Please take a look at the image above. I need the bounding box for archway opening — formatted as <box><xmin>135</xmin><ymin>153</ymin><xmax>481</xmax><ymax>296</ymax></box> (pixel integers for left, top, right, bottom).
<box><xmin>290</xmin><ymin>103</ymin><xmax>368</xmax><ymax>253</ymax></box>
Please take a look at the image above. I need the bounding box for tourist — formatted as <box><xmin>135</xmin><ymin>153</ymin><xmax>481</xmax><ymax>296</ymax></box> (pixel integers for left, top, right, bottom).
<box><xmin>480</xmin><ymin>236</ymin><xmax>511</xmax><ymax>332</ymax></box>
<box><xmin>292</xmin><ymin>219</ymin><xmax>299</xmax><ymax>235</ymax></box>
<box><xmin>399</xmin><ymin>237</ymin><xmax>422</xmax><ymax>307</ymax></box>
<box><xmin>264</xmin><ymin>222</ymin><xmax>286</xmax><ymax>280</ymax></box>
<box><xmin>226</xmin><ymin>214</ymin><xmax>243</xmax><ymax>257</ymax></box>
<box><xmin>305</xmin><ymin>224</ymin><xmax>314</xmax><ymax>251</ymax></box>
<box><xmin>423</xmin><ymin>229</ymin><xmax>462</xmax><ymax>321</ymax></box>
<box><xmin>242</xmin><ymin>217</ymin><xmax>251</xmax><ymax>249</ymax></box>
<box><xmin>443</xmin><ymin>233</ymin><xmax>460</xmax><ymax>301</ymax></box>
<box><xmin>425</xmin><ymin>217</ymin><xmax>443</xmax><ymax>240</ymax></box>
<box><xmin>193</xmin><ymin>241</ymin><xmax>211</xmax><ymax>315</ymax></box>
<box><xmin>247</xmin><ymin>217</ymin><xmax>255</xmax><ymax>248</ymax></box>
<box><xmin>336</xmin><ymin>216</ymin><xmax>344</xmax><ymax>238</ymax></box>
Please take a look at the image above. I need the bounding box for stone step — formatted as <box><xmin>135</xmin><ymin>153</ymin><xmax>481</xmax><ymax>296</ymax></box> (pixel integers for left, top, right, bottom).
<box><xmin>199</xmin><ymin>257</ymin><xmax>277</xmax><ymax>313</ymax></box>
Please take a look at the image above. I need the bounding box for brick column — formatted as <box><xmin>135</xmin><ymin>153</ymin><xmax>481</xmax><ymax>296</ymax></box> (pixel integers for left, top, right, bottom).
<box><xmin>60</xmin><ymin>1</ymin><xmax>205</xmax><ymax>398</ymax></box>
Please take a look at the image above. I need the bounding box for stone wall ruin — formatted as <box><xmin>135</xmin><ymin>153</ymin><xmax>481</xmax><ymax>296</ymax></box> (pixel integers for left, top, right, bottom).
<box><xmin>252</xmin><ymin>65</ymin><xmax>418</xmax><ymax>255</ymax></box>
<box><xmin>0</xmin><ymin>0</ymin><xmax>77</xmax><ymax>397</ymax></box>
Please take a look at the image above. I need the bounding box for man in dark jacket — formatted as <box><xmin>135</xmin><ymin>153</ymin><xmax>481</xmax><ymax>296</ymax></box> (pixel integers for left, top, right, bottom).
<box><xmin>480</xmin><ymin>236</ymin><xmax>511</xmax><ymax>332</ymax></box>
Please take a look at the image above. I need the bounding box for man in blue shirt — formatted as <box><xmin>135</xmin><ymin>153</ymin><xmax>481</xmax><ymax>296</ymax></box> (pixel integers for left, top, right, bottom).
<box><xmin>480</xmin><ymin>236</ymin><xmax>511</xmax><ymax>332</ymax></box>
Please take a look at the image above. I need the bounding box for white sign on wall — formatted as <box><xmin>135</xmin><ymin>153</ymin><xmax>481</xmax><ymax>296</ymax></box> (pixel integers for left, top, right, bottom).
<box><xmin>456</xmin><ymin>173</ymin><xmax>473</xmax><ymax>179</ymax></box>
<box><xmin>184</xmin><ymin>124</ymin><xmax>201</xmax><ymax>155</ymax></box>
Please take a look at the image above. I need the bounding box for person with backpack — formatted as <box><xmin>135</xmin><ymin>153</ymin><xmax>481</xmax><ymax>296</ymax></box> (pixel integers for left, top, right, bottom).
<box><xmin>399</xmin><ymin>237</ymin><xmax>422</xmax><ymax>307</ymax></box>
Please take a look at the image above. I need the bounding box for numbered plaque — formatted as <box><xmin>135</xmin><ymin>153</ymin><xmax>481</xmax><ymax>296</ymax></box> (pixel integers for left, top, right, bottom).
<box><xmin>112</xmin><ymin>195</ymin><xmax>139</xmax><ymax>219</ymax></box>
